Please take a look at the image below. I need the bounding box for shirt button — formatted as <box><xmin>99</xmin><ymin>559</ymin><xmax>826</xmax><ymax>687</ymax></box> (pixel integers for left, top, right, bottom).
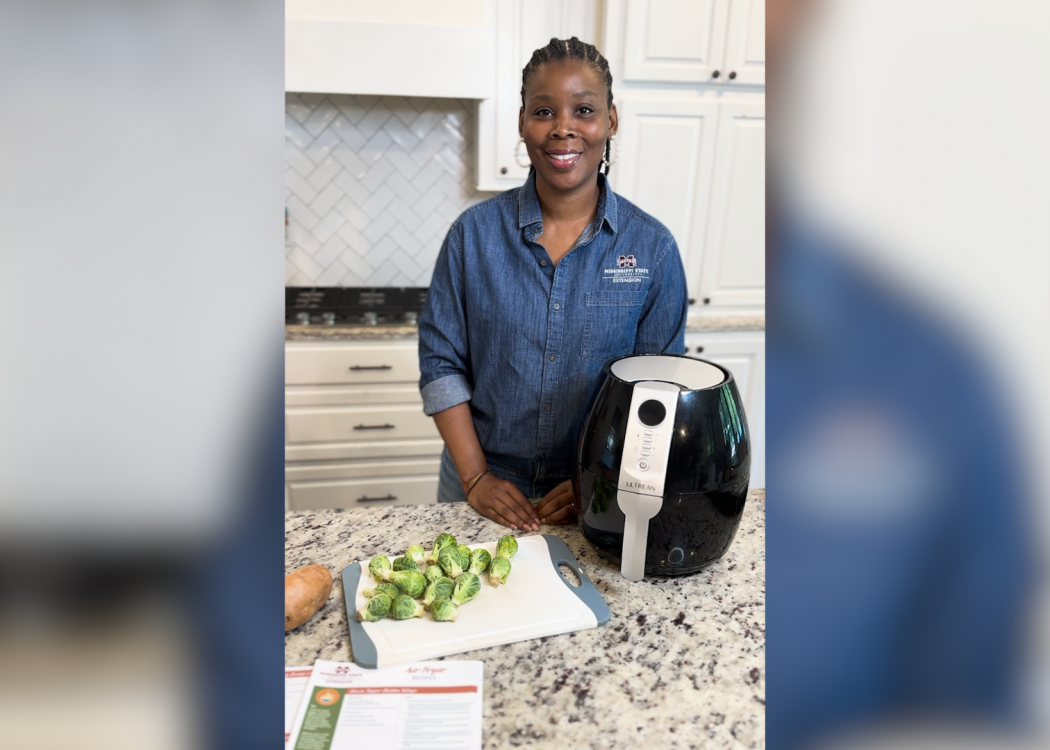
<box><xmin>549</xmin><ymin>354</ymin><xmax>556</xmax><ymax>361</ymax></box>
<box><xmin>540</xmin><ymin>259</ymin><xmax>547</xmax><ymax>266</ymax></box>
<box><xmin>553</xmin><ymin>303</ymin><xmax>560</xmax><ymax>310</ymax></box>
<box><xmin>544</xmin><ymin>404</ymin><xmax>552</xmax><ymax>412</ymax></box>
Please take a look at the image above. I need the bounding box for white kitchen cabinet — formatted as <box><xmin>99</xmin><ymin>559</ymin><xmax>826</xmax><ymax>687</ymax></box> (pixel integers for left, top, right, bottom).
<box><xmin>611</xmin><ymin>96</ymin><xmax>764</xmax><ymax>313</ymax></box>
<box><xmin>617</xmin><ymin>0</ymin><xmax>765</xmax><ymax>86</ymax></box>
<box><xmin>685</xmin><ymin>331</ymin><xmax>765</xmax><ymax>488</ymax></box>
<box><xmin>476</xmin><ymin>0</ymin><xmax>598</xmax><ymax>191</ymax></box>
<box><xmin>285</xmin><ymin>339</ymin><xmax>442</xmax><ymax>511</ymax></box>
<box><xmin>612</xmin><ymin>97</ymin><xmax>720</xmax><ymax>309</ymax></box>
<box><xmin>723</xmin><ymin>0</ymin><xmax>766</xmax><ymax>86</ymax></box>
<box><xmin>697</xmin><ymin>102</ymin><xmax>765</xmax><ymax>307</ymax></box>
<box><xmin>285</xmin><ymin>0</ymin><xmax>496</xmax><ymax>98</ymax></box>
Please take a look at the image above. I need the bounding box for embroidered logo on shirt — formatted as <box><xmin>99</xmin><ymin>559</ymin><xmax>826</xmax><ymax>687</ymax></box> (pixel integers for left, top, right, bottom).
<box><xmin>604</xmin><ymin>255</ymin><xmax>649</xmax><ymax>283</ymax></box>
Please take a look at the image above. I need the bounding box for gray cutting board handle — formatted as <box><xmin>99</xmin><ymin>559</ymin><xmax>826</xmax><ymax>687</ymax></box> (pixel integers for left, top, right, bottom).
<box><xmin>541</xmin><ymin>534</ymin><xmax>610</xmax><ymax>625</ymax></box>
<box><xmin>341</xmin><ymin>563</ymin><xmax>379</xmax><ymax>669</ymax></box>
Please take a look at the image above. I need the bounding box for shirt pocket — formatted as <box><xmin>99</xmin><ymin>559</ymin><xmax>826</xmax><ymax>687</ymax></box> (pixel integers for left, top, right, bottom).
<box><xmin>581</xmin><ymin>290</ymin><xmax>649</xmax><ymax>365</ymax></box>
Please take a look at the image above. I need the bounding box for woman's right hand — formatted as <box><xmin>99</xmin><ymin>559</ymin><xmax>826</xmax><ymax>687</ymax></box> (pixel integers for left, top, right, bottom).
<box><xmin>467</xmin><ymin>473</ymin><xmax>540</xmax><ymax>531</ymax></box>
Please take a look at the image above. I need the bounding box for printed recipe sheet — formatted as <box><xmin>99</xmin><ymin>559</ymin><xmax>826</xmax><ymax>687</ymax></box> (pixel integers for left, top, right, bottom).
<box><xmin>287</xmin><ymin>658</ymin><xmax>483</xmax><ymax>750</ymax></box>
<box><xmin>286</xmin><ymin>666</ymin><xmax>314</xmax><ymax>745</ymax></box>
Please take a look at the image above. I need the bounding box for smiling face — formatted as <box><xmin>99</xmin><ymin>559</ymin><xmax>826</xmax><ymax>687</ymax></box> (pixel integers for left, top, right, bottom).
<box><xmin>519</xmin><ymin>59</ymin><xmax>618</xmax><ymax>198</ymax></box>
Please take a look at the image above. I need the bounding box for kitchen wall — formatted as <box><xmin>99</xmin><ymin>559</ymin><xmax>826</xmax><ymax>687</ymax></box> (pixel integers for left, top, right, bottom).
<box><xmin>284</xmin><ymin>93</ymin><xmax>499</xmax><ymax>287</ymax></box>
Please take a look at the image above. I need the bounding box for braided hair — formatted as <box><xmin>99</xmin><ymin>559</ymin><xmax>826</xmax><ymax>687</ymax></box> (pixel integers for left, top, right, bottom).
<box><xmin>520</xmin><ymin>37</ymin><xmax>615</xmax><ymax>177</ymax></box>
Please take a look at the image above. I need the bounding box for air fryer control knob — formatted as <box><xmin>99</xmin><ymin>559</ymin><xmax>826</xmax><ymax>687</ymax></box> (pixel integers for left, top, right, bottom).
<box><xmin>637</xmin><ymin>399</ymin><xmax>666</xmax><ymax>427</ymax></box>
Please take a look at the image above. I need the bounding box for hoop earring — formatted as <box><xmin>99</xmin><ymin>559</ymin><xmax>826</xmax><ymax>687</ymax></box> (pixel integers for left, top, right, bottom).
<box><xmin>602</xmin><ymin>135</ymin><xmax>617</xmax><ymax>169</ymax></box>
<box><xmin>514</xmin><ymin>138</ymin><xmax>531</xmax><ymax>169</ymax></box>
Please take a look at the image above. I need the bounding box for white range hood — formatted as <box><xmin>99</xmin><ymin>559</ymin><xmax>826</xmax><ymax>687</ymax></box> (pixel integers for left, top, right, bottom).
<box><xmin>285</xmin><ymin>0</ymin><xmax>495</xmax><ymax>98</ymax></box>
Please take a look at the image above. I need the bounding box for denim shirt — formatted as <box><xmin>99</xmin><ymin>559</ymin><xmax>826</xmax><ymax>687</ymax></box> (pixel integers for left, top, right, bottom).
<box><xmin>418</xmin><ymin>172</ymin><xmax>687</xmax><ymax>475</ymax></box>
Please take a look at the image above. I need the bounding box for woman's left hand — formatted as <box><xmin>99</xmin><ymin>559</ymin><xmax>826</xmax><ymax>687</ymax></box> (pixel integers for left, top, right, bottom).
<box><xmin>536</xmin><ymin>480</ymin><xmax>577</xmax><ymax>525</ymax></box>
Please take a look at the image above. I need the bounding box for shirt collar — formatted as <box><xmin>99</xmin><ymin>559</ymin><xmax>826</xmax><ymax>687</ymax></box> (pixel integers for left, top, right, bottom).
<box><xmin>517</xmin><ymin>171</ymin><xmax>619</xmax><ymax>235</ymax></box>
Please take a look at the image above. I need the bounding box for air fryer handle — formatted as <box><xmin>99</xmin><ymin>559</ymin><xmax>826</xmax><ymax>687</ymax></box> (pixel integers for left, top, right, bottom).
<box><xmin>618</xmin><ymin>490</ymin><xmax>663</xmax><ymax>582</ymax></box>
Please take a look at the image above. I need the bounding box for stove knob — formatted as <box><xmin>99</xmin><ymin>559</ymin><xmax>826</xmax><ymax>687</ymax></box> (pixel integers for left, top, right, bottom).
<box><xmin>321</xmin><ymin>312</ymin><xmax>336</xmax><ymax>325</ymax></box>
<box><xmin>362</xmin><ymin>311</ymin><xmax>378</xmax><ymax>326</ymax></box>
<box><xmin>403</xmin><ymin>311</ymin><xmax>418</xmax><ymax>325</ymax></box>
<box><xmin>295</xmin><ymin>311</ymin><xmax>310</xmax><ymax>325</ymax></box>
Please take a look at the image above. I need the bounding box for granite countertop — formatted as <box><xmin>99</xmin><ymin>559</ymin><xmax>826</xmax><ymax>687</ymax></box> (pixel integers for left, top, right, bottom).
<box><xmin>285</xmin><ymin>490</ymin><xmax>765</xmax><ymax>748</ymax></box>
<box><xmin>285</xmin><ymin>315</ymin><xmax>764</xmax><ymax>341</ymax></box>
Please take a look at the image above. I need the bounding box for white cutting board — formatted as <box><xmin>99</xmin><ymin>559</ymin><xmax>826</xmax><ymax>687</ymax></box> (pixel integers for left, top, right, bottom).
<box><xmin>342</xmin><ymin>534</ymin><xmax>609</xmax><ymax>669</ymax></box>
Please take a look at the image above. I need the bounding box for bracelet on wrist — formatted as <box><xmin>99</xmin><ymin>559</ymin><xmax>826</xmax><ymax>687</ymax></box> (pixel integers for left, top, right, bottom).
<box><xmin>464</xmin><ymin>469</ymin><xmax>491</xmax><ymax>499</ymax></box>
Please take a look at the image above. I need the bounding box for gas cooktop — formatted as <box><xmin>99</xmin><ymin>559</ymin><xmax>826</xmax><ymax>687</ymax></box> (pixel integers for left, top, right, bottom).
<box><xmin>285</xmin><ymin>287</ymin><xmax>428</xmax><ymax>326</ymax></box>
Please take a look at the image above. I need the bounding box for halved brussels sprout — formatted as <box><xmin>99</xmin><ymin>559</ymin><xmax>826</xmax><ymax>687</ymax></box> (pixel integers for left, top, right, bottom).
<box><xmin>429</xmin><ymin>596</ymin><xmax>459</xmax><ymax>623</ymax></box>
<box><xmin>451</xmin><ymin>571</ymin><xmax>481</xmax><ymax>605</ymax></box>
<box><xmin>496</xmin><ymin>535</ymin><xmax>518</xmax><ymax>560</ymax></box>
<box><xmin>389</xmin><ymin>594</ymin><xmax>424</xmax><ymax>620</ymax></box>
<box><xmin>357</xmin><ymin>592</ymin><xmax>392</xmax><ymax>622</ymax></box>
<box><xmin>425</xmin><ymin>533</ymin><xmax>457</xmax><ymax>565</ymax></box>
<box><xmin>368</xmin><ymin>555</ymin><xmax>391</xmax><ymax>580</ymax></box>
<box><xmin>378</xmin><ymin>569</ymin><xmax>427</xmax><ymax>599</ymax></box>
<box><xmin>421</xmin><ymin>576</ymin><xmax>455</xmax><ymax>609</ymax></box>
<box><xmin>363</xmin><ymin>582</ymin><xmax>400</xmax><ymax>600</ymax></box>
<box><xmin>488</xmin><ymin>555</ymin><xmax>512</xmax><ymax>586</ymax></box>
<box><xmin>468</xmin><ymin>548</ymin><xmax>492</xmax><ymax>575</ymax></box>
<box><xmin>438</xmin><ymin>546</ymin><xmax>464</xmax><ymax>579</ymax></box>
<box><xmin>405</xmin><ymin>544</ymin><xmax>426</xmax><ymax>566</ymax></box>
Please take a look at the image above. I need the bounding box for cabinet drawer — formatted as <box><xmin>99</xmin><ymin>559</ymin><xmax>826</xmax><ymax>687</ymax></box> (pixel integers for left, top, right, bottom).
<box><xmin>286</xmin><ymin>438</ymin><xmax>444</xmax><ymax>463</ymax></box>
<box><xmin>285</xmin><ymin>342</ymin><xmax>419</xmax><ymax>385</ymax></box>
<box><xmin>285</xmin><ymin>384</ymin><xmax>422</xmax><ymax>407</ymax></box>
<box><xmin>285</xmin><ymin>458</ymin><xmax>441</xmax><ymax>483</ymax></box>
<box><xmin>286</xmin><ymin>404</ymin><xmax>438</xmax><ymax>444</ymax></box>
<box><xmin>287</xmin><ymin>475</ymin><xmax>439</xmax><ymax>511</ymax></box>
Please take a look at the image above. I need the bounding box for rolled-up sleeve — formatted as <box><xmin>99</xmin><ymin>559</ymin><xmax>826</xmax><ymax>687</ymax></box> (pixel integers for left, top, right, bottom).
<box><xmin>635</xmin><ymin>235</ymin><xmax>688</xmax><ymax>355</ymax></box>
<box><xmin>418</xmin><ymin>223</ymin><xmax>474</xmax><ymax>416</ymax></box>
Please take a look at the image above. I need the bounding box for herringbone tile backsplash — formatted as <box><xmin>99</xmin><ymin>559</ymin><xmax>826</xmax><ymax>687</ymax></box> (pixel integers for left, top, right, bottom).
<box><xmin>285</xmin><ymin>93</ymin><xmax>499</xmax><ymax>287</ymax></box>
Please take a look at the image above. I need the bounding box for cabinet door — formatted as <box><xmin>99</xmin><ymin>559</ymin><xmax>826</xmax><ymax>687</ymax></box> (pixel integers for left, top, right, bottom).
<box><xmin>622</xmin><ymin>0</ymin><xmax>728</xmax><ymax>84</ymax></box>
<box><xmin>723</xmin><ymin>0</ymin><xmax>765</xmax><ymax>85</ymax></box>
<box><xmin>698</xmin><ymin>102</ymin><xmax>765</xmax><ymax>307</ymax></box>
<box><xmin>477</xmin><ymin>0</ymin><xmax>597</xmax><ymax>190</ymax></box>
<box><xmin>612</xmin><ymin>97</ymin><xmax>720</xmax><ymax>307</ymax></box>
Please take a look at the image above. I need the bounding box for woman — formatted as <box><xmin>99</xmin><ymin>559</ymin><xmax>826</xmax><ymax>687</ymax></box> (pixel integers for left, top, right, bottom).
<box><xmin>418</xmin><ymin>37</ymin><xmax>688</xmax><ymax>530</ymax></box>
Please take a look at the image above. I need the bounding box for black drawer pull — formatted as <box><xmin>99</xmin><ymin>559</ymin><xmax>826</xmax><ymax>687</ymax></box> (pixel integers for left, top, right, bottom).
<box><xmin>349</xmin><ymin>364</ymin><xmax>392</xmax><ymax>371</ymax></box>
<box><xmin>356</xmin><ymin>494</ymin><xmax>398</xmax><ymax>503</ymax></box>
<box><xmin>353</xmin><ymin>423</ymin><xmax>395</xmax><ymax>430</ymax></box>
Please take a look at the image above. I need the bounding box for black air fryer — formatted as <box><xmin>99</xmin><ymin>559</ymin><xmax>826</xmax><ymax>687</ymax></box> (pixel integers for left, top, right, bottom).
<box><xmin>575</xmin><ymin>354</ymin><xmax>750</xmax><ymax>580</ymax></box>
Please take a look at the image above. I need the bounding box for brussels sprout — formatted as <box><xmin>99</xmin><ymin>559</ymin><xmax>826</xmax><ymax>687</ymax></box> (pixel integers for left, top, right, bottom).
<box><xmin>357</xmin><ymin>593</ymin><xmax>392</xmax><ymax>622</ymax></box>
<box><xmin>425</xmin><ymin>533</ymin><xmax>457</xmax><ymax>565</ymax></box>
<box><xmin>451</xmin><ymin>571</ymin><xmax>481</xmax><ymax>605</ymax></box>
<box><xmin>429</xmin><ymin>596</ymin><xmax>459</xmax><ymax>623</ymax></box>
<box><xmin>468</xmin><ymin>548</ymin><xmax>492</xmax><ymax>575</ymax></box>
<box><xmin>456</xmin><ymin>544</ymin><xmax>472</xmax><ymax>562</ymax></box>
<box><xmin>392</xmin><ymin>555</ymin><xmax>419</xmax><ymax>572</ymax></box>
<box><xmin>368</xmin><ymin>555</ymin><xmax>391</xmax><ymax>580</ymax></box>
<box><xmin>405</xmin><ymin>544</ymin><xmax>426</xmax><ymax>567</ymax></box>
<box><xmin>424</xmin><ymin>564</ymin><xmax>444</xmax><ymax>584</ymax></box>
<box><xmin>438</xmin><ymin>546</ymin><xmax>464</xmax><ymax>579</ymax></box>
<box><xmin>489</xmin><ymin>555</ymin><xmax>512</xmax><ymax>586</ymax></box>
<box><xmin>421</xmin><ymin>576</ymin><xmax>455</xmax><ymax>609</ymax></box>
<box><xmin>363</xmin><ymin>582</ymin><xmax>400</xmax><ymax>600</ymax></box>
<box><xmin>496</xmin><ymin>535</ymin><xmax>518</xmax><ymax>560</ymax></box>
<box><xmin>378</xmin><ymin>569</ymin><xmax>427</xmax><ymax>599</ymax></box>
<box><xmin>389</xmin><ymin>594</ymin><xmax>424</xmax><ymax>620</ymax></box>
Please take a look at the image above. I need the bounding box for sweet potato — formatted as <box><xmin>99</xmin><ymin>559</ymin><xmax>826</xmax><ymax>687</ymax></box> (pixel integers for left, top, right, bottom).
<box><xmin>285</xmin><ymin>564</ymin><xmax>333</xmax><ymax>631</ymax></box>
